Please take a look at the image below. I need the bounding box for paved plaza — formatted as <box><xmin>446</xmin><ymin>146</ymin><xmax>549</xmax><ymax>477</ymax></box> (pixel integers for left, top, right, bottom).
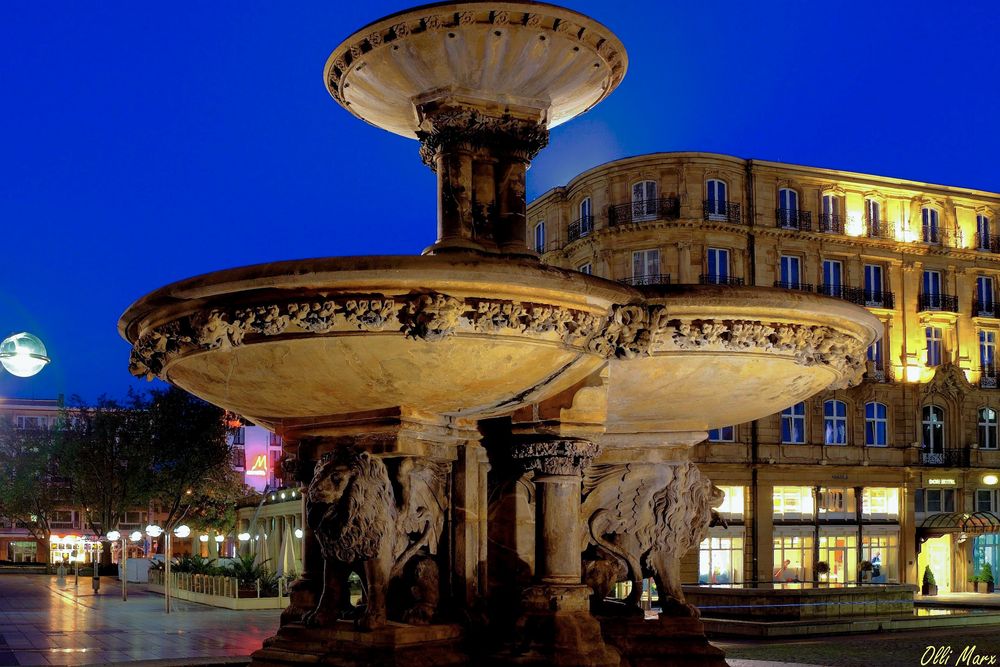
<box><xmin>0</xmin><ymin>575</ymin><xmax>277</xmax><ymax>666</ymax></box>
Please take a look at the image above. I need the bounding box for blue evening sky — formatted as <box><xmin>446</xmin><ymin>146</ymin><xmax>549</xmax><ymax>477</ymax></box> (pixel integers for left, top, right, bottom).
<box><xmin>1</xmin><ymin>1</ymin><xmax>998</xmax><ymax>402</ymax></box>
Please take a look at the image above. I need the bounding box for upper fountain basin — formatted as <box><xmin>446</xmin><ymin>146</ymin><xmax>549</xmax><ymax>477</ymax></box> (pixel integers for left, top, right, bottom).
<box><xmin>324</xmin><ymin>2</ymin><xmax>627</xmax><ymax>138</ymax></box>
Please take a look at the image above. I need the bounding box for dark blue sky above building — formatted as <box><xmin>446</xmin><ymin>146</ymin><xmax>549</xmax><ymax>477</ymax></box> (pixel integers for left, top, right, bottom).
<box><xmin>1</xmin><ymin>1</ymin><xmax>998</xmax><ymax>402</ymax></box>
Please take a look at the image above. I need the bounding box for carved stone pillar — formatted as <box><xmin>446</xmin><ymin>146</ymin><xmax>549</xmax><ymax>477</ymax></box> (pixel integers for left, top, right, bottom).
<box><xmin>416</xmin><ymin>102</ymin><xmax>547</xmax><ymax>257</ymax></box>
<box><xmin>507</xmin><ymin>438</ymin><xmax>619</xmax><ymax>667</ymax></box>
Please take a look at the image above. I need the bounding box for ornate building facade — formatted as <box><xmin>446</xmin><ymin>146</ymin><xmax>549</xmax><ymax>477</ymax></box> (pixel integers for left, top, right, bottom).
<box><xmin>530</xmin><ymin>152</ymin><xmax>1000</xmax><ymax>593</ymax></box>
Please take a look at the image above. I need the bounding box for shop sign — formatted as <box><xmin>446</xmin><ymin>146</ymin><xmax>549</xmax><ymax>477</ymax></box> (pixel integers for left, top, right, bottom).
<box><xmin>927</xmin><ymin>478</ymin><xmax>956</xmax><ymax>486</ymax></box>
<box><xmin>246</xmin><ymin>454</ymin><xmax>268</xmax><ymax>477</ymax></box>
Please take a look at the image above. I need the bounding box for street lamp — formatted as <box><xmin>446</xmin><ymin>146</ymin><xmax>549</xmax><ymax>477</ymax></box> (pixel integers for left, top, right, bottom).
<box><xmin>105</xmin><ymin>530</ymin><xmax>128</xmax><ymax>601</ymax></box>
<box><xmin>0</xmin><ymin>332</ymin><xmax>49</xmax><ymax>377</ymax></box>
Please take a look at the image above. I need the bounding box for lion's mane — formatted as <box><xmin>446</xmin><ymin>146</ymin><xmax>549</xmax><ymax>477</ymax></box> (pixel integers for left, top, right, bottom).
<box><xmin>310</xmin><ymin>448</ymin><xmax>396</xmax><ymax>564</ymax></box>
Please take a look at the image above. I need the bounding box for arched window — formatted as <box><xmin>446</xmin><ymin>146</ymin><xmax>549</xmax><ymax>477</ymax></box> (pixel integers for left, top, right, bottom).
<box><xmin>579</xmin><ymin>197</ymin><xmax>593</xmax><ymax>235</ymax></box>
<box><xmin>922</xmin><ymin>207</ymin><xmax>941</xmax><ymax>244</ymax></box>
<box><xmin>534</xmin><ymin>221</ymin><xmax>545</xmax><ymax>253</ymax></box>
<box><xmin>632</xmin><ymin>180</ymin><xmax>658</xmax><ymax>220</ymax></box>
<box><xmin>922</xmin><ymin>405</ymin><xmax>945</xmax><ymax>454</ymax></box>
<box><xmin>705</xmin><ymin>179</ymin><xmax>728</xmax><ymax>220</ymax></box>
<box><xmin>823</xmin><ymin>400</ymin><xmax>847</xmax><ymax>445</ymax></box>
<box><xmin>781</xmin><ymin>402</ymin><xmax>806</xmax><ymax>444</ymax></box>
<box><xmin>865</xmin><ymin>402</ymin><xmax>888</xmax><ymax>447</ymax></box>
<box><xmin>979</xmin><ymin>407</ymin><xmax>998</xmax><ymax>450</ymax></box>
<box><xmin>778</xmin><ymin>188</ymin><xmax>799</xmax><ymax>228</ymax></box>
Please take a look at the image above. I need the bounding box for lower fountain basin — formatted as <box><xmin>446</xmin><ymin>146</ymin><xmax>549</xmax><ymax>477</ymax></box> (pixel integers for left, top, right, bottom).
<box><xmin>119</xmin><ymin>255</ymin><xmax>631</xmax><ymax>430</ymax></box>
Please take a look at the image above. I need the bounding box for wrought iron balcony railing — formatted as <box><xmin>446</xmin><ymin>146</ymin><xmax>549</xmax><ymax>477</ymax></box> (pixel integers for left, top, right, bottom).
<box><xmin>918</xmin><ymin>293</ymin><xmax>959</xmax><ymax>313</ymax></box>
<box><xmin>619</xmin><ymin>274</ymin><xmax>672</xmax><ymax>287</ymax></box>
<box><xmin>776</xmin><ymin>208</ymin><xmax>812</xmax><ymax>231</ymax></box>
<box><xmin>921</xmin><ymin>227</ymin><xmax>964</xmax><ymax>248</ymax></box>
<box><xmin>818</xmin><ymin>284</ymin><xmax>895</xmax><ymax>309</ymax></box>
<box><xmin>975</xmin><ymin>232</ymin><xmax>1000</xmax><ymax>253</ymax></box>
<box><xmin>608</xmin><ymin>197</ymin><xmax>680</xmax><ymax>227</ymax></box>
<box><xmin>864</xmin><ymin>216</ymin><xmax>896</xmax><ymax>241</ymax></box>
<box><xmin>974</xmin><ymin>299</ymin><xmax>999</xmax><ymax>318</ymax></box>
<box><xmin>567</xmin><ymin>215</ymin><xmax>594</xmax><ymax>242</ymax></box>
<box><xmin>703</xmin><ymin>200</ymin><xmax>742</xmax><ymax>224</ymax></box>
<box><xmin>863</xmin><ymin>364</ymin><xmax>894</xmax><ymax>383</ymax></box>
<box><xmin>773</xmin><ymin>280</ymin><xmax>814</xmax><ymax>292</ymax></box>
<box><xmin>818</xmin><ymin>213</ymin><xmax>845</xmax><ymax>234</ymax></box>
<box><xmin>699</xmin><ymin>274</ymin><xmax>745</xmax><ymax>287</ymax></box>
<box><xmin>920</xmin><ymin>448</ymin><xmax>970</xmax><ymax>467</ymax></box>
<box><xmin>981</xmin><ymin>365</ymin><xmax>999</xmax><ymax>389</ymax></box>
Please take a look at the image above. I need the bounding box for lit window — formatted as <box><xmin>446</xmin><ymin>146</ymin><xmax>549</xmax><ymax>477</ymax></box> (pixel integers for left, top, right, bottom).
<box><xmin>714</xmin><ymin>486</ymin><xmax>745</xmax><ymax>518</ymax></box>
<box><xmin>773</xmin><ymin>487</ymin><xmax>814</xmax><ymax>520</ymax></box>
<box><xmin>699</xmin><ymin>534</ymin><xmax>744</xmax><ymax>584</ymax></box>
<box><xmin>862</xmin><ymin>488</ymin><xmax>899</xmax><ymax>518</ymax></box>
<box><xmin>781</xmin><ymin>402</ymin><xmax>806</xmax><ymax>444</ymax></box>
<box><xmin>865</xmin><ymin>402</ymin><xmax>888</xmax><ymax>447</ymax></box>
<box><xmin>708</xmin><ymin>426</ymin><xmax>734</xmax><ymax>442</ymax></box>
<box><xmin>824</xmin><ymin>400</ymin><xmax>847</xmax><ymax>445</ymax></box>
<box><xmin>979</xmin><ymin>407</ymin><xmax>998</xmax><ymax>450</ymax></box>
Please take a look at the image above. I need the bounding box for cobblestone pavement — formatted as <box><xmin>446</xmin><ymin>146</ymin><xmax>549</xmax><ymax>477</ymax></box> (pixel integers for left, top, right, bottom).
<box><xmin>717</xmin><ymin>624</ymin><xmax>1000</xmax><ymax>667</ymax></box>
<box><xmin>0</xmin><ymin>574</ymin><xmax>278</xmax><ymax>666</ymax></box>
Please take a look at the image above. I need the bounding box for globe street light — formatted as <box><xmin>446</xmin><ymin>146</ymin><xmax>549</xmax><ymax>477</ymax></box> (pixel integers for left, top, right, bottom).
<box><xmin>0</xmin><ymin>332</ymin><xmax>49</xmax><ymax>377</ymax></box>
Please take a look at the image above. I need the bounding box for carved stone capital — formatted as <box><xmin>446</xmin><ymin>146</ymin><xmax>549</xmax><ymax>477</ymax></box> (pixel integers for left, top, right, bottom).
<box><xmin>416</xmin><ymin>108</ymin><xmax>549</xmax><ymax>169</ymax></box>
<box><xmin>511</xmin><ymin>438</ymin><xmax>601</xmax><ymax>476</ymax></box>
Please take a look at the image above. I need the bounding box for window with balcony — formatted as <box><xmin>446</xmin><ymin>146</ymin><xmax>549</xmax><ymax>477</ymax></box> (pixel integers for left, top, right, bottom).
<box><xmin>922</xmin><ymin>207</ymin><xmax>941</xmax><ymax>244</ymax></box>
<box><xmin>631</xmin><ymin>249</ymin><xmax>660</xmax><ymax>286</ymax></box>
<box><xmin>920</xmin><ymin>270</ymin><xmax>955</xmax><ymax>312</ymax></box>
<box><xmin>705</xmin><ymin>247</ymin><xmax>731</xmax><ymax>284</ymax></box>
<box><xmin>822</xmin><ymin>259</ymin><xmax>843</xmax><ymax>297</ymax></box>
<box><xmin>922</xmin><ymin>405</ymin><xmax>945</xmax><ymax>454</ymax></box>
<box><xmin>977</xmin><ymin>276</ymin><xmax>996</xmax><ymax>317</ymax></box>
<box><xmin>977</xmin><ymin>214</ymin><xmax>993</xmax><ymax>252</ymax></box>
<box><xmin>705</xmin><ymin>179</ymin><xmax>728</xmax><ymax>221</ymax></box>
<box><xmin>781</xmin><ymin>402</ymin><xmax>806</xmax><ymax>444</ymax></box>
<box><xmin>865</xmin><ymin>401</ymin><xmax>888</xmax><ymax>447</ymax></box>
<box><xmin>578</xmin><ymin>263</ymin><xmax>592</xmax><ymax>275</ymax></box>
<box><xmin>708</xmin><ymin>426</ymin><xmax>734</xmax><ymax>442</ymax></box>
<box><xmin>865</xmin><ymin>198</ymin><xmax>880</xmax><ymax>226</ymax></box>
<box><xmin>570</xmin><ymin>197</ymin><xmax>594</xmax><ymax>240</ymax></box>
<box><xmin>534</xmin><ymin>221</ymin><xmax>546</xmax><ymax>253</ymax></box>
<box><xmin>824</xmin><ymin>400</ymin><xmax>847</xmax><ymax>445</ymax></box>
<box><xmin>821</xmin><ymin>194</ymin><xmax>843</xmax><ymax>233</ymax></box>
<box><xmin>632</xmin><ymin>180</ymin><xmax>658</xmax><ymax>221</ymax></box>
<box><xmin>864</xmin><ymin>264</ymin><xmax>888</xmax><ymax>307</ymax></box>
<box><xmin>778</xmin><ymin>255</ymin><xmax>803</xmax><ymax>290</ymax></box>
<box><xmin>923</xmin><ymin>269</ymin><xmax>941</xmax><ymax>300</ymax></box>
<box><xmin>778</xmin><ymin>188</ymin><xmax>801</xmax><ymax>228</ymax></box>
<box><xmin>979</xmin><ymin>408</ymin><xmax>998</xmax><ymax>450</ymax></box>
<box><xmin>926</xmin><ymin>327</ymin><xmax>943</xmax><ymax>366</ymax></box>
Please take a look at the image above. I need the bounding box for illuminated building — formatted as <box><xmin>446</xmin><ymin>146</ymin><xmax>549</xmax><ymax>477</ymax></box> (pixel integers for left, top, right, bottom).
<box><xmin>531</xmin><ymin>152</ymin><xmax>1000</xmax><ymax>592</ymax></box>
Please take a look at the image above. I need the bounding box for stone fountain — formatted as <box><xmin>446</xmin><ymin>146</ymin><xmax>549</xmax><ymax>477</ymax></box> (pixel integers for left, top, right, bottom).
<box><xmin>119</xmin><ymin>3</ymin><xmax>881</xmax><ymax>665</ymax></box>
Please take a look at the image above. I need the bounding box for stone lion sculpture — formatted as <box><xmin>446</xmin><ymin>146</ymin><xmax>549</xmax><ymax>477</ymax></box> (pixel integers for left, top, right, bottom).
<box><xmin>302</xmin><ymin>446</ymin><xmax>447</xmax><ymax>630</ymax></box>
<box><xmin>581</xmin><ymin>461</ymin><xmax>723</xmax><ymax>617</ymax></box>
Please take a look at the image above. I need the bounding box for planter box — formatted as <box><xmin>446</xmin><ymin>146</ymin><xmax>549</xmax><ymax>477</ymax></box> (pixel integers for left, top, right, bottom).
<box><xmin>922</xmin><ymin>584</ymin><xmax>938</xmax><ymax>596</ymax></box>
<box><xmin>977</xmin><ymin>581</ymin><xmax>995</xmax><ymax>593</ymax></box>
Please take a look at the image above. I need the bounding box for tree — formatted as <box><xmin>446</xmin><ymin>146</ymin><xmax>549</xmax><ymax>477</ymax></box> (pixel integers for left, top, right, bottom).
<box><xmin>0</xmin><ymin>420</ymin><xmax>64</xmax><ymax>562</ymax></box>
<box><xmin>147</xmin><ymin>387</ymin><xmax>235</xmax><ymax>531</ymax></box>
<box><xmin>57</xmin><ymin>392</ymin><xmax>158</xmax><ymax>554</ymax></box>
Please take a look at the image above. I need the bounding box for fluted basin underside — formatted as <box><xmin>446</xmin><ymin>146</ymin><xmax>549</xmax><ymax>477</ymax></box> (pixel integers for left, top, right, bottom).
<box><xmin>325</xmin><ymin>2</ymin><xmax>627</xmax><ymax>137</ymax></box>
<box><xmin>604</xmin><ymin>286</ymin><xmax>882</xmax><ymax>433</ymax></box>
<box><xmin>119</xmin><ymin>255</ymin><xmax>632</xmax><ymax>430</ymax></box>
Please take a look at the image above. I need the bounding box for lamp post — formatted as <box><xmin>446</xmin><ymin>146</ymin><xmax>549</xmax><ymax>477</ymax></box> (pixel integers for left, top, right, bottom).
<box><xmin>145</xmin><ymin>524</ymin><xmax>190</xmax><ymax>614</ymax></box>
<box><xmin>106</xmin><ymin>530</ymin><xmax>128</xmax><ymax>601</ymax></box>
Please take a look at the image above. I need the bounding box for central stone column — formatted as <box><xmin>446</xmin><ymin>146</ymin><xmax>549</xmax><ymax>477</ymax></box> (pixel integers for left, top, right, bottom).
<box><xmin>415</xmin><ymin>98</ymin><xmax>548</xmax><ymax>257</ymax></box>
<box><xmin>506</xmin><ymin>438</ymin><xmax>620</xmax><ymax>667</ymax></box>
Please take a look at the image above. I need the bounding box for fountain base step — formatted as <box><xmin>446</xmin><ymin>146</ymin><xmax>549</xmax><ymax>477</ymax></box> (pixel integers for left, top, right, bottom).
<box><xmin>249</xmin><ymin>621</ymin><xmax>467</xmax><ymax>667</ymax></box>
<box><xmin>599</xmin><ymin>616</ymin><xmax>729</xmax><ymax>667</ymax></box>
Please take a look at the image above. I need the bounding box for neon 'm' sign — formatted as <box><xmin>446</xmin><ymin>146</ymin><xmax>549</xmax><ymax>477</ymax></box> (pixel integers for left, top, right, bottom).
<box><xmin>247</xmin><ymin>455</ymin><xmax>268</xmax><ymax>476</ymax></box>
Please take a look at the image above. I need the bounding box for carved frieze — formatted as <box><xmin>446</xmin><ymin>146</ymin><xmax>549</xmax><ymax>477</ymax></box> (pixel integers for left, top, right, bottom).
<box><xmin>128</xmin><ymin>293</ymin><xmax>868</xmax><ymax>390</ymax></box>
<box><xmin>511</xmin><ymin>438</ymin><xmax>601</xmax><ymax>476</ymax></box>
<box><xmin>415</xmin><ymin>108</ymin><xmax>549</xmax><ymax>168</ymax></box>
